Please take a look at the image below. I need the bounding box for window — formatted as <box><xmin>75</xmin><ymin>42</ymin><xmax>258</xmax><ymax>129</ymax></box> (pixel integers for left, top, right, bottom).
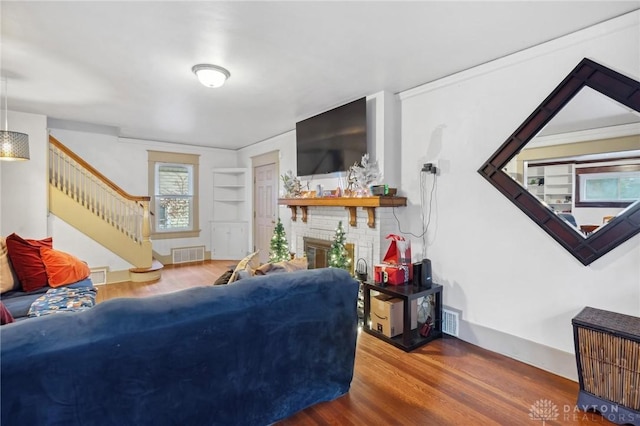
<box><xmin>148</xmin><ymin>151</ymin><xmax>200</xmax><ymax>239</ymax></box>
<box><xmin>575</xmin><ymin>164</ymin><xmax>640</xmax><ymax>207</ymax></box>
<box><xmin>156</xmin><ymin>163</ymin><xmax>193</xmax><ymax>230</ymax></box>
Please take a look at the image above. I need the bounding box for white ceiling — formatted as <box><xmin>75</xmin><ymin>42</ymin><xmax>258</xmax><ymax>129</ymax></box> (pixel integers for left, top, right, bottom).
<box><xmin>541</xmin><ymin>87</ymin><xmax>640</xmax><ymax>136</ymax></box>
<box><xmin>2</xmin><ymin>1</ymin><xmax>639</xmax><ymax>150</ymax></box>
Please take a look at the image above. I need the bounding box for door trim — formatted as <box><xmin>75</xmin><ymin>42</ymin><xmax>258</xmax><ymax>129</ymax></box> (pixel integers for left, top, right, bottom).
<box><xmin>251</xmin><ymin>151</ymin><xmax>279</xmax><ymax>254</ymax></box>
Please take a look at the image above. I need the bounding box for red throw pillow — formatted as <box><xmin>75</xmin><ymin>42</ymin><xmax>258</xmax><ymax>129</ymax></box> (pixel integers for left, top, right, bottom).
<box><xmin>5</xmin><ymin>234</ymin><xmax>53</xmax><ymax>292</ymax></box>
<box><xmin>0</xmin><ymin>301</ymin><xmax>14</xmax><ymax>325</ymax></box>
<box><xmin>40</xmin><ymin>247</ymin><xmax>91</xmax><ymax>288</ymax></box>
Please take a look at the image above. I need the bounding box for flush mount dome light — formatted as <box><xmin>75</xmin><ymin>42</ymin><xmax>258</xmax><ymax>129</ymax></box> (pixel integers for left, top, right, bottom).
<box><xmin>192</xmin><ymin>64</ymin><xmax>230</xmax><ymax>88</ymax></box>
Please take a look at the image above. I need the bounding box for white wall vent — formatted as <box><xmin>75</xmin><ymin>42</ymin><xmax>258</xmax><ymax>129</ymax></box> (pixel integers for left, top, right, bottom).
<box><xmin>90</xmin><ymin>267</ymin><xmax>108</xmax><ymax>285</ymax></box>
<box><xmin>172</xmin><ymin>246</ymin><xmax>205</xmax><ymax>264</ymax></box>
<box><xmin>442</xmin><ymin>309</ymin><xmax>459</xmax><ymax>337</ymax></box>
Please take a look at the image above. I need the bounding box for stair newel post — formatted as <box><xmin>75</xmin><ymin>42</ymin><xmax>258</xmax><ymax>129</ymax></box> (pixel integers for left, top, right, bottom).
<box><xmin>142</xmin><ymin>199</ymin><xmax>151</xmax><ymax>243</ymax></box>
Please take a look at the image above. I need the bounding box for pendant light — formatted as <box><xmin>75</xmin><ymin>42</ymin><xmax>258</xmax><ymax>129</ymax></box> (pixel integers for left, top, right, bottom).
<box><xmin>0</xmin><ymin>78</ymin><xmax>29</xmax><ymax>161</ymax></box>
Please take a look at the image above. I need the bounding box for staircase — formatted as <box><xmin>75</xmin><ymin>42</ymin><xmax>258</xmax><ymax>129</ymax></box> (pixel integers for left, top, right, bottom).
<box><xmin>48</xmin><ymin>135</ymin><xmax>160</xmax><ymax>282</ymax></box>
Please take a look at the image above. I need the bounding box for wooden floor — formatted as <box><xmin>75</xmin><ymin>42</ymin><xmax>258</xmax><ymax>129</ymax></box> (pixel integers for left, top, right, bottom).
<box><xmin>98</xmin><ymin>261</ymin><xmax>613</xmax><ymax>426</ymax></box>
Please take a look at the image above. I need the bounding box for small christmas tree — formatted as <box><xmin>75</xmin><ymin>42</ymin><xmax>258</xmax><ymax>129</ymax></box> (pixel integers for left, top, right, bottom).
<box><xmin>269</xmin><ymin>218</ymin><xmax>290</xmax><ymax>263</ymax></box>
<box><xmin>328</xmin><ymin>221</ymin><xmax>351</xmax><ymax>271</ymax></box>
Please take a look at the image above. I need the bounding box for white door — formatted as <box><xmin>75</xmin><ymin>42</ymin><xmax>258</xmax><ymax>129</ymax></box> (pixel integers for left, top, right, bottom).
<box><xmin>254</xmin><ymin>162</ymin><xmax>277</xmax><ymax>264</ymax></box>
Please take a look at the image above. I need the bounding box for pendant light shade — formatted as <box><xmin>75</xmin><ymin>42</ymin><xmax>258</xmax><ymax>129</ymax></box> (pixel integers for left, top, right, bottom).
<box><xmin>192</xmin><ymin>64</ymin><xmax>230</xmax><ymax>88</ymax></box>
<box><xmin>0</xmin><ymin>131</ymin><xmax>30</xmax><ymax>161</ymax></box>
<box><xmin>0</xmin><ymin>78</ymin><xmax>29</xmax><ymax>161</ymax></box>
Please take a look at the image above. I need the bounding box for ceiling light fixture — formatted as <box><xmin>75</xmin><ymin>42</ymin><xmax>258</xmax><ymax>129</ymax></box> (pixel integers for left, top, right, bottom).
<box><xmin>192</xmin><ymin>64</ymin><xmax>230</xmax><ymax>88</ymax></box>
<box><xmin>0</xmin><ymin>78</ymin><xmax>29</xmax><ymax>161</ymax></box>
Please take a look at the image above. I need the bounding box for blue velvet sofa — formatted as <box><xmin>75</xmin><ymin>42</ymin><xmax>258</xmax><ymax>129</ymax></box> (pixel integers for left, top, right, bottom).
<box><xmin>0</xmin><ymin>268</ymin><xmax>359</xmax><ymax>426</ymax></box>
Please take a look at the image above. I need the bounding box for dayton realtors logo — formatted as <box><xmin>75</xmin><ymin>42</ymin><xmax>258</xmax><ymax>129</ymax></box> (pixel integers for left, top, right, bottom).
<box><xmin>528</xmin><ymin>399</ymin><xmax>635</xmax><ymax>423</ymax></box>
<box><xmin>529</xmin><ymin>399</ymin><xmax>559</xmax><ymax>425</ymax></box>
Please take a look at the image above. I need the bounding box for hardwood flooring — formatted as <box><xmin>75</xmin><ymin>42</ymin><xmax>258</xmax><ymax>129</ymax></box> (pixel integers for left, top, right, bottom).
<box><xmin>95</xmin><ymin>260</ymin><xmax>231</xmax><ymax>303</ymax></box>
<box><xmin>97</xmin><ymin>261</ymin><xmax>613</xmax><ymax>425</ymax></box>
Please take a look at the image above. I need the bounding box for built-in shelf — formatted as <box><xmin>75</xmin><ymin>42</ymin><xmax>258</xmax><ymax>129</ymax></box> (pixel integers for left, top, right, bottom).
<box><xmin>526</xmin><ymin>163</ymin><xmax>574</xmax><ymax>213</ymax></box>
<box><xmin>278</xmin><ymin>196</ymin><xmax>407</xmax><ymax>228</ymax></box>
<box><xmin>212</xmin><ymin>168</ymin><xmax>248</xmax><ymax>259</ymax></box>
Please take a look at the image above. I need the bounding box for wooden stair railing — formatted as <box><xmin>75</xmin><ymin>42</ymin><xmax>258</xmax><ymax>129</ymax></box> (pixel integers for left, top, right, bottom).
<box><xmin>48</xmin><ymin>135</ymin><xmax>152</xmax><ymax>268</ymax></box>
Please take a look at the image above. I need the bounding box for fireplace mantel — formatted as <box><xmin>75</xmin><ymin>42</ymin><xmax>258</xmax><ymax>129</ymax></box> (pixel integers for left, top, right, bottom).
<box><xmin>278</xmin><ymin>196</ymin><xmax>407</xmax><ymax>228</ymax></box>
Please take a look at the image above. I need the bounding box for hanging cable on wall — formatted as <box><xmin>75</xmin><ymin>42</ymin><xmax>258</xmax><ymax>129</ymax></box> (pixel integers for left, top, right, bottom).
<box><xmin>392</xmin><ymin>166</ymin><xmax>437</xmax><ymax>258</ymax></box>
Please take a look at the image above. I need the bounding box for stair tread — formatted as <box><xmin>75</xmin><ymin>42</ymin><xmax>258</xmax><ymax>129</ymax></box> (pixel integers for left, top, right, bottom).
<box><xmin>129</xmin><ymin>260</ymin><xmax>164</xmax><ymax>273</ymax></box>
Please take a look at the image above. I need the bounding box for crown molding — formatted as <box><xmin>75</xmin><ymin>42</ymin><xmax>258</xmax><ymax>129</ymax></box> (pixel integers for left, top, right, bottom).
<box><xmin>399</xmin><ymin>10</ymin><xmax>640</xmax><ymax>101</ymax></box>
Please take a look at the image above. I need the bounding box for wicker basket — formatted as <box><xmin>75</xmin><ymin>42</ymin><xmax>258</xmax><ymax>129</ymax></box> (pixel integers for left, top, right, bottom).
<box><xmin>572</xmin><ymin>307</ymin><xmax>640</xmax><ymax>425</ymax></box>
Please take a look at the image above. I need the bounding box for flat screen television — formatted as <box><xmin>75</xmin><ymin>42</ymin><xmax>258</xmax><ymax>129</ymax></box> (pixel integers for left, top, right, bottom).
<box><xmin>296</xmin><ymin>97</ymin><xmax>367</xmax><ymax>177</ymax></box>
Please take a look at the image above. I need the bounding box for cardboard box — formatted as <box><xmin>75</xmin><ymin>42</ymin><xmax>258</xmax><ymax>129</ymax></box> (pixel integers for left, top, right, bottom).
<box><xmin>370</xmin><ymin>294</ymin><xmax>417</xmax><ymax>338</ymax></box>
<box><xmin>374</xmin><ymin>264</ymin><xmax>410</xmax><ymax>285</ymax></box>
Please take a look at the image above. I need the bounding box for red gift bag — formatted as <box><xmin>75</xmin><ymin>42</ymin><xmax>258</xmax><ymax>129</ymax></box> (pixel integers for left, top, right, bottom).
<box><xmin>382</xmin><ymin>234</ymin><xmax>413</xmax><ymax>280</ymax></box>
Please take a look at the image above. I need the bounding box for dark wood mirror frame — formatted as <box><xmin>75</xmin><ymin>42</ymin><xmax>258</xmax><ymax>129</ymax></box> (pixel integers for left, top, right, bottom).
<box><xmin>478</xmin><ymin>58</ymin><xmax>640</xmax><ymax>266</ymax></box>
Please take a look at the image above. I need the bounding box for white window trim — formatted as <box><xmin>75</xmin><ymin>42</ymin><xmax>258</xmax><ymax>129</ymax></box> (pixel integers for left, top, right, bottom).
<box><xmin>148</xmin><ymin>151</ymin><xmax>200</xmax><ymax>239</ymax></box>
<box><xmin>575</xmin><ymin>163</ymin><xmax>640</xmax><ymax>208</ymax></box>
<box><xmin>580</xmin><ymin>171</ymin><xmax>640</xmax><ymax>202</ymax></box>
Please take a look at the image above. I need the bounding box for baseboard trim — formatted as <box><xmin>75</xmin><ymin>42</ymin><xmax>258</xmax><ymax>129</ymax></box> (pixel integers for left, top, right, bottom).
<box><xmin>152</xmin><ymin>249</ymin><xmax>212</xmax><ymax>266</ymax></box>
<box><xmin>457</xmin><ymin>317</ymin><xmax>578</xmax><ymax>381</ymax></box>
<box><xmin>105</xmin><ymin>269</ymin><xmax>131</xmax><ymax>284</ymax></box>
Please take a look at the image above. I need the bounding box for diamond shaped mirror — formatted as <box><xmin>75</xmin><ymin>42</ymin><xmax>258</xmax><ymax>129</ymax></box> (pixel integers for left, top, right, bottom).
<box><xmin>478</xmin><ymin>58</ymin><xmax>640</xmax><ymax>265</ymax></box>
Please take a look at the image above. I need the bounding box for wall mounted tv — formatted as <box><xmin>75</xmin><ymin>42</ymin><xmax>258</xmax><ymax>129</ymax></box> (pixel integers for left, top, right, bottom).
<box><xmin>296</xmin><ymin>97</ymin><xmax>367</xmax><ymax>177</ymax></box>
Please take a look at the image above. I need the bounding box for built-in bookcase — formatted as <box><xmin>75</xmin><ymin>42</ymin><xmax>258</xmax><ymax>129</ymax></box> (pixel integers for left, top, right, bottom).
<box><xmin>211</xmin><ymin>168</ymin><xmax>248</xmax><ymax>260</ymax></box>
<box><xmin>525</xmin><ymin>163</ymin><xmax>574</xmax><ymax>213</ymax></box>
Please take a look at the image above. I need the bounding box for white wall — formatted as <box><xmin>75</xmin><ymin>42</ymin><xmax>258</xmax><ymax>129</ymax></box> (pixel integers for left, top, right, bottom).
<box><xmin>368</xmin><ymin>91</ymin><xmax>401</xmax><ymax>188</ymax></box>
<box><xmin>397</xmin><ymin>11</ymin><xmax>640</xmax><ymax>378</ymax></box>
<box><xmin>49</xmin><ymin>128</ymin><xmax>238</xmax><ymax>260</ymax></box>
<box><xmin>236</xmin><ymin>93</ymin><xmax>401</xmax><ymax>253</ymax></box>
<box><xmin>47</xmin><ymin>214</ymin><xmax>133</xmax><ymax>271</ymax></box>
<box><xmin>0</xmin><ymin>111</ymin><xmax>48</xmax><ymax>238</ymax></box>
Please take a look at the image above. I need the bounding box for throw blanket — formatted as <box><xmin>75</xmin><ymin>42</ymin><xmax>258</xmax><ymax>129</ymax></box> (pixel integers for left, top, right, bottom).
<box><xmin>27</xmin><ymin>287</ymin><xmax>97</xmax><ymax>317</ymax></box>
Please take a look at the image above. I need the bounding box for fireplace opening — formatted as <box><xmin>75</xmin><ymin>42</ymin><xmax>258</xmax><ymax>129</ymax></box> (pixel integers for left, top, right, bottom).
<box><xmin>303</xmin><ymin>237</ymin><xmax>354</xmax><ymax>275</ymax></box>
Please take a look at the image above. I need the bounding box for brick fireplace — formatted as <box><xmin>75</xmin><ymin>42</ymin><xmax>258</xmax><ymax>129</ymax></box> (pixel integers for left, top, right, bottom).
<box><xmin>303</xmin><ymin>237</ymin><xmax>355</xmax><ymax>273</ymax></box>
<box><xmin>290</xmin><ymin>206</ymin><xmax>400</xmax><ymax>280</ymax></box>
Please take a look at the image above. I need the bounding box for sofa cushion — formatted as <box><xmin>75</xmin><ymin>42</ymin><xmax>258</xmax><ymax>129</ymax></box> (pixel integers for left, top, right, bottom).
<box><xmin>1</xmin><ymin>290</ymin><xmax>46</xmax><ymax>320</ymax></box>
<box><xmin>40</xmin><ymin>247</ymin><xmax>91</xmax><ymax>288</ymax></box>
<box><xmin>213</xmin><ymin>269</ymin><xmax>233</xmax><ymax>285</ymax></box>
<box><xmin>5</xmin><ymin>234</ymin><xmax>53</xmax><ymax>292</ymax></box>
<box><xmin>228</xmin><ymin>250</ymin><xmax>259</xmax><ymax>283</ymax></box>
<box><xmin>234</xmin><ymin>269</ymin><xmax>253</xmax><ymax>281</ymax></box>
<box><xmin>0</xmin><ymin>237</ymin><xmax>19</xmax><ymax>294</ymax></box>
<box><xmin>255</xmin><ymin>256</ymin><xmax>308</xmax><ymax>275</ymax></box>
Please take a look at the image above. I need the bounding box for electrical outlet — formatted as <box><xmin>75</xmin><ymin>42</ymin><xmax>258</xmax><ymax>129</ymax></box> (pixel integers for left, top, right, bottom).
<box><xmin>421</xmin><ymin>163</ymin><xmax>437</xmax><ymax>174</ymax></box>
